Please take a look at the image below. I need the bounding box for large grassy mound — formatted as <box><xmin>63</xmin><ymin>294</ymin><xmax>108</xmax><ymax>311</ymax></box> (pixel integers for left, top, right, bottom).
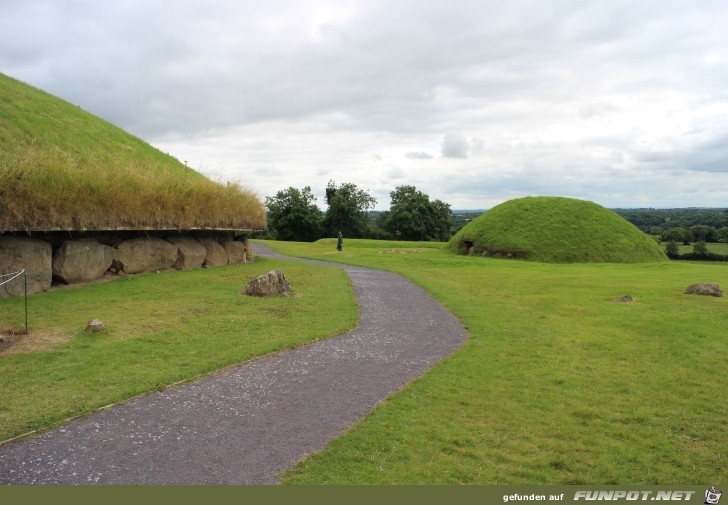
<box><xmin>0</xmin><ymin>73</ymin><xmax>265</xmax><ymax>232</ymax></box>
<box><xmin>448</xmin><ymin>196</ymin><xmax>668</xmax><ymax>263</ymax></box>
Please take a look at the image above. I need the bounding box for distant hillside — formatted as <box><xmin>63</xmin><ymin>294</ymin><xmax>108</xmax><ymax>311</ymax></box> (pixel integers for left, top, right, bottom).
<box><xmin>449</xmin><ymin>196</ymin><xmax>668</xmax><ymax>263</ymax></box>
<box><xmin>0</xmin><ymin>73</ymin><xmax>265</xmax><ymax>232</ymax></box>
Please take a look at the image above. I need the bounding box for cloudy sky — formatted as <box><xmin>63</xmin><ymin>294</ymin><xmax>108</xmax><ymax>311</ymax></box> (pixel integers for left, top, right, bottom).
<box><xmin>2</xmin><ymin>0</ymin><xmax>728</xmax><ymax>210</ymax></box>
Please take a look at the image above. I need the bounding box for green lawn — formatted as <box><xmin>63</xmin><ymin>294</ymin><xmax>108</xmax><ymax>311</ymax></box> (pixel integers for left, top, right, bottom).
<box><xmin>2</xmin><ymin>238</ymin><xmax>725</xmax><ymax>485</ymax></box>
<box><xmin>262</xmin><ymin>239</ymin><xmax>728</xmax><ymax>485</ymax></box>
<box><xmin>0</xmin><ymin>258</ymin><xmax>357</xmax><ymax>441</ymax></box>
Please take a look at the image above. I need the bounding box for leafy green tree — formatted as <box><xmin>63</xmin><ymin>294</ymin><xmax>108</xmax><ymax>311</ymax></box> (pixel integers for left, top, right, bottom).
<box><xmin>265</xmin><ymin>186</ymin><xmax>322</xmax><ymax>241</ymax></box>
<box><xmin>322</xmin><ymin>180</ymin><xmax>377</xmax><ymax>238</ymax></box>
<box><xmin>661</xmin><ymin>227</ymin><xmax>696</xmax><ymax>244</ymax></box>
<box><xmin>383</xmin><ymin>185</ymin><xmax>453</xmax><ymax>241</ymax></box>
<box><xmin>690</xmin><ymin>224</ymin><xmax>717</xmax><ymax>242</ymax></box>
<box><xmin>718</xmin><ymin>227</ymin><xmax>728</xmax><ymax>243</ymax></box>
<box><xmin>693</xmin><ymin>240</ymin><xmax>709</xmax><ymax>257</ymax></box>
<box><xmin>430</xmin><ymin>198</ymin><xmax>454</xmax><ymax>241</ymax></box>
<box><xmin>665</xmin><ymin>241</ymin><xmax>679</xmax><ymax>258</ymax></box>
<box><xmin>661</xmin><ymin>227</ymin><xmax>686</xmax><ymax>243</ymax></box>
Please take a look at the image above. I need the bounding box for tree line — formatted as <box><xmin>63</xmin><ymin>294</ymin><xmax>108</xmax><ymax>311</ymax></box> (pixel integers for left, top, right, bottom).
<box><xmin>264</xmin><ymin>181</ymin><xmax>453</xmax><ymax>242</ymax></box>
<box><xmin>615</xmin><ymin>208</ymin><xmax>728</xmax><ymax>236</ymax></box>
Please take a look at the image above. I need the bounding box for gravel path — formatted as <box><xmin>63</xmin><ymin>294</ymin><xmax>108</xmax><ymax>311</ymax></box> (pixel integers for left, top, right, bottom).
<box><xmin>0</xmin><ymin>243</ymin><xmax>466</xmax><ymax>484</ymax></box>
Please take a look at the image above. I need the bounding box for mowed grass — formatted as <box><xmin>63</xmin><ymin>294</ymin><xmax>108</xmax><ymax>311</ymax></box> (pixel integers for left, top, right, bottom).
<box><xmin>260</xmin><ymin>239</ymin><xmax>728</xmax><ymax>485</ymax></box>
<box><xmin>0</xmin><ymin>258</ymin><xmax>357</xmax><ymax>441</ymax></box>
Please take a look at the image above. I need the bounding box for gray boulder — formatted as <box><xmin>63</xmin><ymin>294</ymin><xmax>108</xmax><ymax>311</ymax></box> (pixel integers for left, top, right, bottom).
<box><xmin>199</xmin><ymin>238</ymin><xmax>229</xmax><ymax>267</ymax></box>
<box><xmin>683</xmin><ymin>283</ymin><xmax>723</xmax><ymax>297</ymax></box>
<box><xmin>0</xmin><ymin>236</ymin><xmax>52</xmax><ymax>299</ymax></box>
<box><xmin>85</xmin><ymin>319</ymin><xmax>106</xmax><ymax>333</ymax></box>
<box><xmin>113</xmin><ymin>238</ymin><xmax>178</xmax><ymax>274</ymax></box>
<box><xmin>244</xmin><ymin>270</ymin><xmax>292</xmax><ymax>297</ymax></box>
<box><xmin>166</xmin><ymin>236</ymin><xmax>206</xmax><ymax>270</ymax></box>
<box><xmin>224</xmin><ymin>240</ymin><xmax>247</xmax><ymax>264</ymax></box>
<box><xmin>52</xmin><ymin>238</ymin><xmax>115</xmax><ymax>283</ymax></box>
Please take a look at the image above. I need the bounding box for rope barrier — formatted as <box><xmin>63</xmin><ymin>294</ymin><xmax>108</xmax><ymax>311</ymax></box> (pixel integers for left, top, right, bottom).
<box><xmin>0</xmin><ymin>269</ymin><xmax>28</xmax><ymax>334</ymax></box>
<box><xmin>0</xmin><ymin>269</ymin><xmax>26</xmax><ymax>287</ymax></box>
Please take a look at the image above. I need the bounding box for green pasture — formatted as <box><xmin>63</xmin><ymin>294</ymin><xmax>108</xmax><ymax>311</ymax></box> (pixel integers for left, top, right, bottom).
<box><xmin>260</xmin><ymin>239</ymin><xmax>727</xmax><ymax>485</ymax></box>
<box><xmin>1</xmin><ymin>238</ymin><xmax>725</xmax><ymax>485</ymax></box>
<box><xmin>674</xmin><ymin>242</ymin><xmax>728</xmax><ymax>256</ymax></box>
<box><xmin>0</xmin><ymin>259</ymin><xmax>356</xmax><ymax>441</ymax></box>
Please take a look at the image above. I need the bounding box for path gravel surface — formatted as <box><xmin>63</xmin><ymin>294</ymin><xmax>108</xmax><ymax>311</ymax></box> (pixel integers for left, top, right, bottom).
<box><xmin>0</xmin><ymin>243</ymin><xmax>466</xmax><ymax>484</ymax></box>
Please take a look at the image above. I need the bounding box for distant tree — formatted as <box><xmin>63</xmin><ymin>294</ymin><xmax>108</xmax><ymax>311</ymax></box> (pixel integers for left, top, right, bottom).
<box><xmin>718</xmin><ymin>227</ymin><xmax>728</xmax><ymax>243</ymax></box>
<box><xmin>665</xmin><ymin>241</ymin><xmax>679</xmax><ymax>258</ymax></box>
<box><xmin>265</xmin><ymin>186</ymin><xmax>322</xmax><ymax>241</ymax></box>
<box><xmin>430</xmin><ymin>199</ymin><xmax>454</xmax><ymax>241</ymax></box>
<box><xmin>693</xmin><ymin>240</ymin><xmax>709</xmax><ymax>257</ymax></box>
<box><xmin>690</xmin><ymin>224</ymin><xmax>718</xmax><ymax>242</ymax></box>
<box><xmin>661</xmin><ymin>228</ymin><xmax>685</xmax><ymax>243</ymax></box>
<box><xmin>661</xmin><ymin>227</ymin><xmax>696</xmax><ymax>244</ymax></box>
<box><xmin>382</xmin><ymin>185</ymin><xmax>453</xmax><ymax>241</ymax></box>
<box><xmin>322</xmin><ymin>180</ymin><xmax>377</xmax><ymax>238</ymax></box>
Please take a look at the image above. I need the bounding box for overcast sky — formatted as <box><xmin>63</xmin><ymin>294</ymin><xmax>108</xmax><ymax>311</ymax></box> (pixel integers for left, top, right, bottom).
<box><xmin>2</xmin><ymin>0</ymin><xmax>728</xmax><ymax>210</ymax></box>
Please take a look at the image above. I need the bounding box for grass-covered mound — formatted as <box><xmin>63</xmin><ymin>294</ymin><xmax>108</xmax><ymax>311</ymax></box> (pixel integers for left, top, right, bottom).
<box><xmin>0</xmin><ymin>73</ymin><xmax>265</xmax><ymax>232</ymax></box>
<box><xmin>448</xmin><ymin>196</ymin><xmax>668</xmax><ymax>263</ymax></box>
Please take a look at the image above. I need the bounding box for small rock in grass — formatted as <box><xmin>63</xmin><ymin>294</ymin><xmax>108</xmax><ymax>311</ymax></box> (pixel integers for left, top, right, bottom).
<box><xmin>244</xmin><ymin>270</ymin><xmax>292</xmax><ymax>297</ymax></box>
<box><xmin>86</xmin><ymin>319</ymin><xmax>106</xmax><ymax>333</ymax></box>
<box><xmin>609</xmin><ymin>295</ymin><xmax>634</xmax><ymax>303</ymax></box>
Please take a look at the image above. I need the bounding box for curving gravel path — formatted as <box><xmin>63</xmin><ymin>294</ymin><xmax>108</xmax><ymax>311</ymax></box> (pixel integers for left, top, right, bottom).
<box><xmin>0</xmin><ymin>243</ymin><xmax>466</xmax><ymax>484</ymax></box>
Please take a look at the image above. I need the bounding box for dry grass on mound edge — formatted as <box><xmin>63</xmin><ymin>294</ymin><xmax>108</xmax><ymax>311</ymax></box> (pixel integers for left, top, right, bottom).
<box><xmin>0</xmin><ymin>144</ymin><xmax>266</xmax><ymax>232</ymax></box>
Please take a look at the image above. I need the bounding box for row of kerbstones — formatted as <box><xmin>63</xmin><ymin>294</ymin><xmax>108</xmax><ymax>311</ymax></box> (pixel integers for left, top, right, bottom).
<box><xmin>0</xmin><ymin>235</ymin><xmax>253</xmax><ymax>299</ymax></box>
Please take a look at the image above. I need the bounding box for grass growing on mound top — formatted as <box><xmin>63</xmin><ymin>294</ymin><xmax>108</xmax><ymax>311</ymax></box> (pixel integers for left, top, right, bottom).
<box><xmin>0</xmin><ymin>73</ymin><xmax>265</xmax><ymax>231</ymax></box>
<box><xmin>449</xmin><ymin>196</ymin><xmax>667</xmax><ymax>263</ymax></box>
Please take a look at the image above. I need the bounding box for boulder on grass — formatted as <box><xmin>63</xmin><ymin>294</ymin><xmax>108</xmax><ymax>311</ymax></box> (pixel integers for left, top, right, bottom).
<box><xmin>244</xmin><ymin>270</ymin><xmax>292</xmax><ymax>297</ymax></box>
<box><xmin>198</xmin><ymin>238</ymin><xmax>229</xmax><ymax>267</ymax></box>
<box><xmin>53</xmin><ymin>238</ymin><xmax>115</xmax><ymax>283</ymax></box>
<box><xmin>166</xmin><ymin>236</ymin><xmax>206</xmax><ymax>270</ymax></box>
<box><xmin>683</xmin><ymin>283</ymin><xmax>723</xmax><ymax>297</ymax></box>
<box><xmin>0</xmin><ymin>236</ymin><xmax>52</xmax><ymax>299</ymax></box>
<box><xmin>113</xmin><ymin>238</ymin><xmax>178</xmax><ymax>274</ymax></box>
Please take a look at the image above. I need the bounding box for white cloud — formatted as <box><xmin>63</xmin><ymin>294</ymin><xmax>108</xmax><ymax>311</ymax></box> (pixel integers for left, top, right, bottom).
<box><xmin>405</xmin><ymin>152</ymin><xmax>434</xmax><ymax>160</ymax></box>
<box><xmin>2</xmin><ymin>0</ymin><xmax>728</xmax><ymax>209</ymax></box>
<box><xmin>441</xmin><ymin>133</ymin><xmax>470</xmax><ymax>159</ymax></box>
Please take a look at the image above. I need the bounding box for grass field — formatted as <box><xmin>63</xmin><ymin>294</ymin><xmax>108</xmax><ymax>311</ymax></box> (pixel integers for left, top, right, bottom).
<box><xmin>0</xmin><ymin>258</ymin><xmax>357</xmax><ymax>441</ymax></box>
<box><xmin>673</xmin><ymin>242</ymin><xmax>728</xmax><ymax>256</ymax></box>
<box><xmin>1</xmin><ymin>238</ymin><xmax>725</xmax><ymax>485</ymax></box>
<box><xmin>257</xmin><ymin>239</ymin><xmax>727</xmax><ymax>485</ymax></box>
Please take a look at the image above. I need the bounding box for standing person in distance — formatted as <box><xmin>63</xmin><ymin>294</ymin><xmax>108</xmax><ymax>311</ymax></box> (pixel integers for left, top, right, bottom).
<box><xmin>337</xmin><ymin>231</ymin><xmax>343</xmax><ymax>252</ymax></box>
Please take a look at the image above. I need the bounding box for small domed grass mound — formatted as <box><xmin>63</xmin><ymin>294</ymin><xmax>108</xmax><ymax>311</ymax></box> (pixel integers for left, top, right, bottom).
<box><xmin>448</xmin><ymin>196</ymin><xmax>668</xmax><ymax>263</ymax></box>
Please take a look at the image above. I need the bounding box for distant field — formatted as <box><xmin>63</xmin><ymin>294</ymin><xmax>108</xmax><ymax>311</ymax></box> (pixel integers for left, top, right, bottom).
<box><xmin>262</xmin><ymin>239</ymin><xmax>727</xmax><ymax>485</ymax></box>
<box><xmin>672</xmin><ymin>242</ymin><xmax>728</xmax><ymax>255</ymax></box>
